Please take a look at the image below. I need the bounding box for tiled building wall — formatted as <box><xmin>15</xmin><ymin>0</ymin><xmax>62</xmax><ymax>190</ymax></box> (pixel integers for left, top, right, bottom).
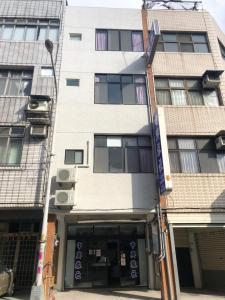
<box><xmin>0</xmin><ymin>0</ymin><xmax>65</xmax><ymax>207</ymax></box>
<box><xmin>167</xmin><ymin>174</ymin><xmax>225</xmax><ymax>209</ymax></box>
<box><xmin>0</xmin><ymin>0</ymin><xmax>62</xmax><ymax>18</ymax></box>
<box><xmin>148</xmin><ymin>10</ymin><xmax>225</xmax><ymax>210</ymax></box>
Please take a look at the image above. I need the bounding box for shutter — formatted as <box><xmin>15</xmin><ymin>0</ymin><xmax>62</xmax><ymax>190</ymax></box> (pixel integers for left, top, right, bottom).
<box><xmin>197</xmin><ymin>230</ymin><xmax>225</xmax><ymax>271</ymax></box>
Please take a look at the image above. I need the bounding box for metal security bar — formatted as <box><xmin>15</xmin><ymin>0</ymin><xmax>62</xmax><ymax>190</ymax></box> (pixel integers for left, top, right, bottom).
<box><xmin>0</xmin><ymin>233</ymin><xmax>39</xmax><ymax>289</ymax></box>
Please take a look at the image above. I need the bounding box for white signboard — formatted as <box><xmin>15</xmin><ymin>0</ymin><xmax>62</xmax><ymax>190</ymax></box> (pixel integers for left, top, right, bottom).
<box><xmin>153</xmin><ymin>107</ymin><xmax>172</xmax><ymax>194</ymax></box>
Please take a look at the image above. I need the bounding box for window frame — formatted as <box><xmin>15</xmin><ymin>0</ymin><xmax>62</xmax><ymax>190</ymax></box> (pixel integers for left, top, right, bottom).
<box><xmin>218</xmin><ymin>40</ymin><xmax>225</xmax><ymax>60</ymax></box>
<box><xmin>95</xmin><ymin>74</ymin><xmax>147</xmax><ymax>105</ymax></box>
<box><xmin>66</xmin><ymin>78</ymin><xmax>80</xmax><ymax>87</ymax></box>
<box><xmin>96</xmin><ymin>29</ymin><xmax>144</xmax><ymax>52</ymax></box>
<box><xmin>64</xmin><ymin>149</ymin><xmax>84</xmax><ymax>165</ymax></box>
<box><xmin>69</xmin><ymin>33</ymin><xmax>82</xmax><ymax>41</ymax></box>
<box><xmin>94</xmin><ymin>135</ymin><xmax>153</xmax><ymax>173</ymax></box>
<box><xmin>155</xmin><ymin>77</ymin><xmax>220</xmax><ymax>107</ymax></box>
<box><xmin>0</xmin><ymin>126</ymin><xmax>25</xmax><ymax>166</ymax></box>
<box><xmin>0</xmin><ymin>70</ymin><xmax>33</xmax><ymax>96</ymax></box>
<box><xmin>156</xmin><ymin>32</ymin><xmax>210</xmax><ymax>53</ymax></box>
<box><xmin>168</xmin><ymin>137</ymin><xmax>224</xmax><ymax>174</ymax></box>
<box><xmin>0</xmin><ymin>18</ymin><xmax>60</xmax><ymax>42</ymax></box>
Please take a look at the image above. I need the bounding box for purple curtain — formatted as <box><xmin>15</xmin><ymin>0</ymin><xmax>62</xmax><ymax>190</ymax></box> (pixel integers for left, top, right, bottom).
<box><xmin>132</xmin><ymin>32</ymin><xmax>143</xmax><ymax>52</ymax></box>
<box><xmin>136</xmin><ymin>85</ymin><xmax>147</xmax><ymax>104</ymax></box>
<box><xmin>96</xmin><ymin>31</ymin><xmax>107</xmax><ymax>50</ymax></box>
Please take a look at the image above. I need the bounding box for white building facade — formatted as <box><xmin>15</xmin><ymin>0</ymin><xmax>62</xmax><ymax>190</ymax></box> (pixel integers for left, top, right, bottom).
<box><xmin>52</xmin><ymin>5</ymin><xmax>225</xmax><ymax>294</ymax></box>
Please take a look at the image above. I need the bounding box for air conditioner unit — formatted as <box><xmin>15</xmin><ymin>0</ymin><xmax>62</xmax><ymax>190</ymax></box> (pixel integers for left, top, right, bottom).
<box><xmin>55</xmin><ymin>190</ymin><xmax>74</xmax><ymax>206</ymax></box>
<box><xmin>202</xmin><ymin>70</ymin><xmax>223</xmax><ymax>89</ymax></box>
<box><xmin>215</xmin><ymin>136</ymin><xmax>225</xmax><ymax>150</ymax></box>
<box><xmin>56</xmin><ymin>168</ymin><xmax>76</xmax><ymax>184</ymax></box>
<box><xmin>27</xmin><ymin>101</ymin><xmax>49</xmax><ymax>113</ymax></box>
<box><xmin>30</xmin><ymin>125</ymin><xmax>47</xmax><ymax>138</ymax></box>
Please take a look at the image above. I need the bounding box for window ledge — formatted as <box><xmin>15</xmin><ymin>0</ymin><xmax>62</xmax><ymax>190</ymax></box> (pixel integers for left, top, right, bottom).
<box><xmin>156</xmin><ymin>51</ymin><xmax>211</xmax><ymax>55</ymax></box>
<box><xmin>77</xmin><ymin>164</ymin><xmax>89</xmax><ymax>168</ymax></box>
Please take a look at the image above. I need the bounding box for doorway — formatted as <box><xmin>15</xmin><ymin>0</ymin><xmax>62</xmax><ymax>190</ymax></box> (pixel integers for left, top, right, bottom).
<box><xmin>65</xmin><ymin>223</ymin><xmax>147</xmax><ymax>289</ymax></box>
<box><xmin>176</xmin><ymin>247</ymin><xmax>194</xmax><ymax>287</ymax></box>
<box><xmin>107</xmin><ymin>240</ymin><xmax>120</xmax><ymax>286</ymax></box>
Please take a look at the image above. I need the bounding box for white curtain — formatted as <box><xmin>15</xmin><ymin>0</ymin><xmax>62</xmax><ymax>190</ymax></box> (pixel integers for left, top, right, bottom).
<box><xmin>217</xmin><ymin>154</ymin><xmax>225</xmax><ymax>173</ymax></box>
<box><xmin>178</xmin><ymin>139</ymin><xmax>195</xmax><ymax>149</ymax></box>
<box><xmin>189</xmin><ymin>91</ymin><xmax>203</xmax><ymax>105</ymax></box>
<box><xmin>178</xmin><ymin>139</ymin><xmax>198</xmax><ymax>173</ymax></box>
<box><xmin>171</xmin><ymin>90</ymin><xmax>187</xmax><ymax>105</ymax></box>
<box><xmin>169</xmin><ymin>79</ymin><xmax>184</xmax><ymax>88</ymax></box>
<box><xmin>203</xmin><ymin>90</ymin><xmax>219</xmax><ymax>107</ymax></box>
<box><xmin>180</xmin><ymin>151</ymin><xmax>198</xmax><ymax>173</ymax></box>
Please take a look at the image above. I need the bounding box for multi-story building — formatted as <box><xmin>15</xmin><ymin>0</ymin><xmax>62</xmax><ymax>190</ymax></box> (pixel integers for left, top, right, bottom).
<box><xmin>51</xmin><ymin>4</ymin><xmax>225</xmax><ymax>296</ymax></box>
<box><xmin>0</xmin><ymin>0</ymin><xmax>66</xmax><ymax>291</ymax></box>
<box><xmin>149</xmin><ymin>8</ymin><xmax>225</xmax><ymax>292</ymax></box>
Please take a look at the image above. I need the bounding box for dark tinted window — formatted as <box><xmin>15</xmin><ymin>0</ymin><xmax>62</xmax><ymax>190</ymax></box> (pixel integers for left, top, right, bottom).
<box><xmin>95</xmin><ymin>74</ymin><xmax>147</xmax><ymax>105</ymax></box>
<box><xmin>94</xmin><ymin>135</ymin><xmax>153</xmax><ymax>173</ymax></box>
<box><xmin>157</xmin><ymin>32</ymin><xmax>209</xmax><ymax>53</ymax></box>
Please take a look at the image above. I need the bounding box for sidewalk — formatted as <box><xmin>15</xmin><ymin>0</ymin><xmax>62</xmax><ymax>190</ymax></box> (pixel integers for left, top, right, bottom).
<box><xmin>3</xmin><ymin>287</ymin><xmax>225</xmax><ymax>300</ymax></box>
<box><xmin>56</xmin><ymin>288</ymin><xmax>225</xmax><ymax>300</ymax></box>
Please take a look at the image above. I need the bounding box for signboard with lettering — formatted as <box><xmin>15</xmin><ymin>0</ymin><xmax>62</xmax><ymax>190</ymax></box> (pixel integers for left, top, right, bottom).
<box><xmin>146</xmin><ymin>19</ymin><xmax>160</xmax><ymax>65</ymax></box>
<box><xmin>153</xmin><ymin>107</ymin><xmax>172</xmax><ymax>195</ymax></box>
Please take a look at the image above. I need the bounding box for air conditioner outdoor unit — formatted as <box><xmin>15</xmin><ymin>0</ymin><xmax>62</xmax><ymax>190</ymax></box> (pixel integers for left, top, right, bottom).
<box><xmin>30</xmin><ymin>125</ymin><xmax>47</xmax><ymax>138</ymax></box>
<box><xmin>27</xmin><ymin>101</ymin><xmax>49</xmax><ymax>113</ymax></box>
<box><xmin>55</xmin><ymin>190</ymin><xmax>74</xmax><ymax>206</ymax></box>
<box><xmin>56</xmin><ymin>168</ymin><xmax>76</xmax><ymax>184</ymax></box>
<box><xmin>215</xmin><ymin>136</ymin><xmax>225</xmax><ymax>150</ymax></box>
<box><xmin>202</xmin><ymin>70</ymin><xmax>223</xmax><ymax>89</ymax></box>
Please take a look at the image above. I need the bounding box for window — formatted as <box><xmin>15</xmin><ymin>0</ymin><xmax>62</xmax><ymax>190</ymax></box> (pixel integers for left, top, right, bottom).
<box><xmin>65</xmin><ymin>150</ymin><xmax>83</xmax><ymax>164</ymax></box>
<box><xmin>69</xmin><ymin>33</ymin><xmax>82</xmax><ymax>41</ymax></box>
<box><xmin>96</xmin><ymin>29</ymin><xmax>144</xmax><ymax>52</ymax></box>
<box><xmin>0</xmin><ymin>18</ymin><xmax>59</xmax><ymax>42</ymax></box>
<box><xmin>0</xmin><ymin>70</ymin><xmax>32</xmax><ymax>96</ymax></box>
<box><xmin>66</xmin><ymin>79</ymin><xmax>80</xmax><ymax>86</ymax></box>
<box><xmin>168</xmin><ymin>137</ymin><xmax>225</xmax><ymax>173</ymax></box>
<box><xmin>0</xmin><ymin>127</ymin><xmax>24</xmax><ymax>165</ymax></box>
<box><xmin>94</xmin><ymin>135</ymin><xmax>153</xmax><ymax>173</ymax></box>
<box><xmin>95</xmin><ymin>74</ymin><xmax>147</xmax><ymax>104</ymax></box>
<box><xmin>219</xmin><ymin>40</ymin><xmax>225</xmax><ymax>60</ymax></box>
<box><xmin>155</xmin><ymin>78</ymin><xmax>219</xmax><ymax>107</ymax></box>
<box><xmin>41</xmin><ymin>67</ymin><xmax>53</xmax><ymax>77</ymax></box>
<box><xmin>156</xmin><ymin>32</ymin><xmax>209</xmax><ymax>53</ymax></box>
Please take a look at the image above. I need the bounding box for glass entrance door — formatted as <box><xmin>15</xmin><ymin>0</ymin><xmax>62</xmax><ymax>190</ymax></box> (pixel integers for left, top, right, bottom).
<box><xmin>65</xmin><ymin>223</ymin><xmax>145</xmax><ymax>289</ymax></box>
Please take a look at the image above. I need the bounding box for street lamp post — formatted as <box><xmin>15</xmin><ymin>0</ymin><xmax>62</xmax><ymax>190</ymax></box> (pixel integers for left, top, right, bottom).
<box><xmin>30</xmin><ymin>39</ymin><xmax>58</xmax><ymax>300</ymax></box>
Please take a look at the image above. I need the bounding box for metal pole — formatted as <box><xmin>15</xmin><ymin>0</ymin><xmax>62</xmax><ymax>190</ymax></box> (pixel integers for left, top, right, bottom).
<box><xmin>30</xmin><ymin>40</ymin><xmax>58</xmax><ymax>300</ymax></box>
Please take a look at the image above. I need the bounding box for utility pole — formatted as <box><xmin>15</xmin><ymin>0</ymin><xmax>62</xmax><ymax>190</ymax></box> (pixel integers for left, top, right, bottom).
<box><xmin>141</xmin><ymin>3</ymin><xmax>179</xmax><ymax>300</ymax></box>
<box><xmin>30</xmin><ymin>39</ymin><xmax>58</xmax><ymax>300</ymax></box>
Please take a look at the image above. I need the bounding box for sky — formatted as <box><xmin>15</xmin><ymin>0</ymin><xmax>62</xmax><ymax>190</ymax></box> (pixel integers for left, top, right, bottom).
<box><xmin>67</xmin><ymin>0</ymin><xmax>225</xmax><ymax>33</ymax></box>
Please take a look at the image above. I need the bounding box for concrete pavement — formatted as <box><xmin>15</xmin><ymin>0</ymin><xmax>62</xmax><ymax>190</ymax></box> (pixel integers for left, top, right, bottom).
<box><xmin>56</xmin><ymin>288</ymin><xmax>225</xmax><ymax>300</ymax></box>
<box><xmin>2</xmin><ymin>288</ymin><xmax>225</xmax><ymax>300</ymax></box>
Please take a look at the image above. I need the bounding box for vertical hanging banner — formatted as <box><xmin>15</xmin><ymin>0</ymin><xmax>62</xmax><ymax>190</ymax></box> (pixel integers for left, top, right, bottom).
<box><xmin>146</xmin><ymin>19</ymin><xmax>160</xmax><ymax>65</ymax></box>
<box><xmin>153</xmin><ymin>107</ymin><xmax>172</xmax><ymax>195</ymax></box>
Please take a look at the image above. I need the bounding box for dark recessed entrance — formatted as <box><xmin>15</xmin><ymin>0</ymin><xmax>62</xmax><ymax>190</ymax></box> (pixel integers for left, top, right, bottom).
<box><xmin>107</xmin><ymin>240</ymin><xmax>120</xmax><ymax>286</ymax></box>
<box><xmin>65</xmin><ymin>223</ymin><xmax>147</xmax><ymax>289</ymax></box>
<box><xmin>176</xmin><ymin>247</ymin><xmax>194</xmax><ymax>288</ymax></box>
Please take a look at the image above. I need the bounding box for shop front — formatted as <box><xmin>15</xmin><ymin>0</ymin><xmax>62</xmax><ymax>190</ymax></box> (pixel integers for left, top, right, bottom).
<box><xmin>65</xmin><ymin>223</ymin><xmax>148</xmax><ymax>289</ymax></box>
